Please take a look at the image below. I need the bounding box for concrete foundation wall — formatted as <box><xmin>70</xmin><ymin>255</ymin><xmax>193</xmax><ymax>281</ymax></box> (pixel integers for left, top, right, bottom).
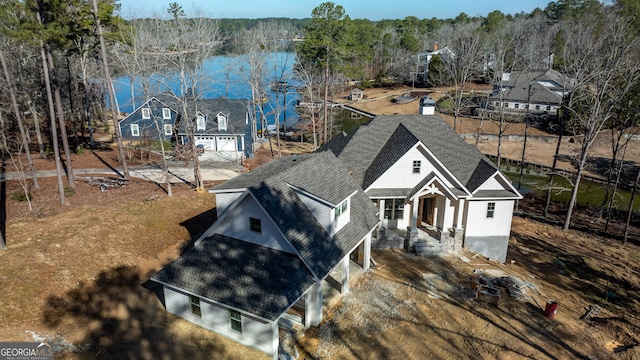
<box><xmin>464</xmin><ymin>235</ymin><xmax>509</xmax><ymax>263</ymax></box>
<box><xmin>163</xmin><ymin>286</ymin><xmax>277</xmax><ymax>357</ymax></box>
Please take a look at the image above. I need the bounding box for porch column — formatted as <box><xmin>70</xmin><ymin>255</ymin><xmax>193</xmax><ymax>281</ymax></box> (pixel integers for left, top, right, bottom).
<box><xmin>363</xmin><ymin>233</ymin><xmax>371</xmax><ymax>272</ymax></box>
<box><xmin>305</xmin><ymin>280</ymin><xmax>323</xmax><ymax>328</ymax></box>
<box><xmin>377</xmin><ymin>199</ymin><xmax>385</xmax><ymax>240</ymax></box>
<box><xmin>269</xmin><ymin>320</ymin><xmax>279</xmax><ymax>360</ymax></box>
<box><xmin>455</xmin><ymin>199</ymin><xmax>464</xmax><ymax>227</ymax></box>
<box><xmin>441</xmin><ymin>197</ymin><xmax>452</xmax><ymax>238</ymax></box>
<box><xmin>341</xmin><ymin>256</ymin><xmax>350</xmax><ymax>294</ymax></box>
<box><xmin>404</xmin><ymin>198</ymin><xmax>420</xmax><ymax>251</ymax></box>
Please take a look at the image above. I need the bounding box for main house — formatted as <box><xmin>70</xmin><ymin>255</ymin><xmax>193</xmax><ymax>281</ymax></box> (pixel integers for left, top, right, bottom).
<box><xmin>484</xmin><ymin>68</ymin><xmax>573</xmax><ymax>118</ymax></box>
<box><xmin>318</xmin><ymin>114</ymin><xmax>521</xmax><ymax>262</ymax></box>
<box><xmin>118</xmin><ymin>96</ymin><xmax>252</xmax><ymax>160</ymax></box>
<box><xmin>150</xmin><ymin>114</ymin><xmax>520</xmax><ymax>358</ymax></box>
<box><xmin>151</xmin><ymin>151</ymin><xmax>379</xmax><ymax>359</ymax></box>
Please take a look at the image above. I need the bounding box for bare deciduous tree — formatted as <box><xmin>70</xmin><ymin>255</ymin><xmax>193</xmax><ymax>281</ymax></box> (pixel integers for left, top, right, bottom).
<box><xmin>560</xmin><ymin>14</ymin><xmax>640</xmax><ymax>230</ymax></box>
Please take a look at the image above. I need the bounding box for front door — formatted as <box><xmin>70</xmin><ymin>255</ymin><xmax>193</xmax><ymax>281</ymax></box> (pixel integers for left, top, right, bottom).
<box><xmin>422</xmin><ymin>197</ymin><xmax>435</xmax><ymax>226</ymax></box>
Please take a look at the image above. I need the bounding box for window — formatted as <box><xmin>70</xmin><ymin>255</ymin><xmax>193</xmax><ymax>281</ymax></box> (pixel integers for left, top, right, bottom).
<box><xmin>141</xmin><ymin>108</ymin><xmax>150</xmax><ymax>119</ymax></box>
<box><xmin>250</xmin><ymin>217</ymin><xmax>261</xmax><ymax>233</ymax></box>
<box><xmin>487</xmin><ymin>202</ymin><xmax>495</xmax><ymax>218</ymax></box>
<box><xmin>189</xmin><ymin>295</ymin><xmax>201</xmax><ymax>317</ymax></box>
<box><xmin>162</xmin><ymin>108</ymin><xmax>171</xmax><ymax>119</ymax></box>
<box><xmin>384</xmin><ymin>199</ymin><xmax>404</xmax><ymax>220</ymax></box>
<box><xmin>514</xmin><ymin>103</ymin><xmax>519</xmax><ymax>109</ymax></box>
<box><xmin>535</xmin><ymin>105</ymin><xmax>541</xmax><ymax>111</ymax></box>
<box><xmin>412</xmin><ymin>160</ymin><xmax>421</xmax><ymax>173</ymax></box>
<box><xmin>546</xmin><ymin>105</ymin><xmax>551</xmax><ymax>111</ymax></box>
<box><xmin>130</xmin><ymin>124</ymin><xmax>140</xmax><ymax>137</ymax></box>
<box><xmin>494</xmin><ymin>101</ymin><xmax>499</xmax><ymax>107</ymax></box>
<box><xmin>334</xmin><ymin>199</ymin><xmax>348</xmax><ymax>218</ymax></box>
<box><xmin>217</xmin><ymin>114</ymin><xmax>227</xmax><ymax>131</ymax></box>
<box><xmin>229</xmin><ymin>310</ymin><xmax>242</xmax><ymax>333</ymax></box>
<box><xmin>197</xmin><ymin>115</ymin><xmax>206</xmax><ymax>130</ymax></box>
<box><xmin>164</xmin><ymin>124</ymin><xmax>173</xmax><ymax>136</ymax></box>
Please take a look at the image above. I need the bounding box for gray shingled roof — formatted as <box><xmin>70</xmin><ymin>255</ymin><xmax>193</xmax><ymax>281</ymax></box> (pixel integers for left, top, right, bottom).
<box><xmin>490</xmin><ymin>69</ymin><xmax>572</xmax><ymax>105</ymax></box>
<box><xmin>363</xmin><ymin>124</ymin><xmax>419</xmax><ymax>189</ymax></box>
<box><xmin>152</xmin><ymin>234</ymin><xmax>315</xmax><ymax>321</ymax></box>
<box><xmin>320</xmin><ymin>115</ymin><xmax>497</xmax><ymax>193</ymax></box>
<box><xmin>145</xmin><ymin>94</ymin><xmax>249</xmax><ymax>135</ymax></box>
<box><xmin>365</xmin><ymin>188</ymin><xmax>412</xmax><ymax>198</ymax></box>
<box><xmin>214</xmin><ymin>151</ymin><xmax>379</xmax><ymax>279</ymax></box>
<box><xmin>473</xmin><ymin>189</ymin><xmax>521</xmax><ymax>198</ymax></box>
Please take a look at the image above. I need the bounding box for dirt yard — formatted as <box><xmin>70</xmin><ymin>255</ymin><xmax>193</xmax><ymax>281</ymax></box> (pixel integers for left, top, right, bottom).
<box><xmin>1</xmin><ymin>88</ymin><xmax>639</xmax><ymax>359</ymax></box>
<box><xmin>0</xmin><ymin>143</ymin><xmax>639</xmax><ymax>359</ymax></box>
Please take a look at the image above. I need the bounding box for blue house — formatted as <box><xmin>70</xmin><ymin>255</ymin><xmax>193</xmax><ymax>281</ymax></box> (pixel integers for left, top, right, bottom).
<box><xmin>118</xmin><ymin>96</ymin><xmax>253</xmax><ymax>161</ymax></box>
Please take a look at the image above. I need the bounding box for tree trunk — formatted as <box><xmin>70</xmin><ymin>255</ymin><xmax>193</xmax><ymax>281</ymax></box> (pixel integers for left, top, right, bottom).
<box><xmin>323</xmin><ymin>62</ymin><xmax>329</xmax><ymax>144</ymax></box>
<box><xmin>563</xmin><ymin>144</ymin><xmax>589</xmax><ymax>231</ymax></box>
<box><xmin>0</xmin><ymin>47</ymin><xmax>39</xmax><ymax>190</ymax></box>
<box><xmin>47</xmin><ymin>47</ymin><xmax>76</xmax><ymax>188</ymax></box>
<box><xmin>544</xmin><ymin>122</ymin><xmax>564</xmax><ymax>218</ymax></box>
<box><xmin>38</xmin><ymin>37</ymin><xmax>65</xmax><ymax>205</ymax></box>
<box><xmin>623</xmin><ymin>167</ymin><xmax>640</xmax><ymax>244</ymax></box>
<box><xmin>93</xmin><ymin>0</ymin><xmax>130</xmax><ymax>180</ymax></box>
<box><xmin>27</xmin><ymin>100</ymin><xmax>46</xmax><ymax>159</ymax></box>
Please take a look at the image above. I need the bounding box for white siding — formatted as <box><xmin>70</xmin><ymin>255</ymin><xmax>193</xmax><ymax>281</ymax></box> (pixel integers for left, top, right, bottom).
<box><xmin>214</xmin><ymin>195</ymin><xmax>295</xmax><ymax>253</ymax></box>
<box><xmin>163</xmin><ymin>286</ymin><xmax>277</xmax><ymax>357</ymax></box>
<box><xmin>215</xmin><ymin>192</ymin><xmax>243</xmax><ymax>217</ymax></box>
<box><xmin>475</xmin><ymin>174</ymin><xmax>503</xmax><ymax>191</ymax></box>
<box><xmin>295</xmin><ymin>191</ymin><xmax>333</xmax><ymax>234</ymax></box>
<box><xmin>368</xmin><ymin>145</ymin><xmax>454</xmax><ymax>190</ymax></box>
<box><xmin>464</xmin><ymin>200</ymin><xmax>514</xmax><ymax>238</ymax></box>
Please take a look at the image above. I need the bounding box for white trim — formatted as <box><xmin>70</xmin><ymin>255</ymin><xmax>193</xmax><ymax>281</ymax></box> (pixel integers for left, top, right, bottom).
<box><xmin>130</xmin><ymin>124</ymin><xmax>140</xmax><ymax>137</ymax></box>
<box><xmin>141</xmin><ymin>107</ymin><xmax>151</xmax><ymax>119</ymax></box>
<box><xmin>414</xmin><ymin>142</ymin><xmax>472</xmax><ymax>196</ymax></box>
<box><xmin>164</xmin><ymin>124</ymin><xmax>173</xmax><ymax>136</ymax></box>
<box><xmin>472</xmin><ymin>171</ymin><xmax>522</xmax><ymax>199</ymax></box>
<box><xmin>162</xmin><ymin>107</ymin><xmax>172</xmax><ymax>119</ymax></box>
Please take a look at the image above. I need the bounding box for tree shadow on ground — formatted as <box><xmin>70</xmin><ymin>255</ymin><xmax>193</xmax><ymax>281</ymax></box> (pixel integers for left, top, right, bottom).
<box><xmin>1</xmin><ymin>158</ymin><xmax>6</xmax><ymax>249</ymax></box>
<box><xmin>42</xmin><ymin>265</ymin><xmax>236</xmax><ymax>359</ymax></box>
<box><xmin>510</xmin><ymin>231</ymin><xmax>640</xmax><ymax>311</ymax></box>
<box><xmin>178</xmin><ymin>207</ymin><xmax>217</xmax><ymax>254</ymax></box>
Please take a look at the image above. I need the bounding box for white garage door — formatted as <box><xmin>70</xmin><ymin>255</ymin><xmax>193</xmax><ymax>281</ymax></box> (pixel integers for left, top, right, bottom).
<box><xmin>217</xmin><ymin>137</ymin><xmax>236</xmax><ymax>151</ymax></box>
<box><xmin>195</xmin><ymin>136</ymin><xmax>215</xmax><ymax>151</ymax></box>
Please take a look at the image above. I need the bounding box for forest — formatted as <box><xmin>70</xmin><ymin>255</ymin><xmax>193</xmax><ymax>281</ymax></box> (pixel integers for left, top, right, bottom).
<box><xmin>1</xmin><ymin>0</ymin><xmax>640</xmax><ymax>249</ymax></box>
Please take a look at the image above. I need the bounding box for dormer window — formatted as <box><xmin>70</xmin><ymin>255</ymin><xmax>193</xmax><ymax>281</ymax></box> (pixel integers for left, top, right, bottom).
<box><xmin>141</xmin><ymin>108</ymin><xmax>151</xmax><ymax>119</ymax></box>
<box><xmin>217</xmin><ymin>114</ymin><xmax>227</xmax><ymax>131</ymax></box>
<box><xmin>162</xmin><ymin>108</ymin><xmax>171</xmax><ymax>119</ymax></box>
<box><xmin>334</xmin><ymin>199</ymin><xmax>348</xmax><ymax>219</ymax></box>
<box><xmin>197</xmin><ymin>115</ymin><xmax>206</xmax><ymax>130</ymax></box>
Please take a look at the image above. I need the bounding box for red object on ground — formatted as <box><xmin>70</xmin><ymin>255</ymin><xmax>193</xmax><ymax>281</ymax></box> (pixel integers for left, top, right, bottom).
<box><xmin>544</xmin><ymin>300</ymin><xmax>558</xmax><ymax>319</ymax></box>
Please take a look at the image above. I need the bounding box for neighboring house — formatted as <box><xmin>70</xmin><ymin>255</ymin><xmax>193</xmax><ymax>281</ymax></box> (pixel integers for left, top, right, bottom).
<box><xmin>318</xmin><ymin>114</ymin><xmax>522</xmax><ymax>263</ymax></box>
<box><xmin>118</xmin><ymin>97</ymin><xmax>180</xmax><ymax>142</ymax></box>
<box><xmin>485</xmin><ymin>68</ymin><xmax>572</xmax><ymax>118</ymax></box>
<box><xmin>151</xmin><ymin>151</ymin><xmax>379</xmax><ymax>359</ymax></box>
<box><xmin>415</xmin><ymin>43</ymin><xmax>456</xmax><ymax>82</ymax></box>
<box><xmin>176</xmin><ymin>98</ymin><xmax>252</xmax><ymax>160</ymax></box>
<box><xmin>118</xmin><ymin>96</ymin><xmax>252</xmax><ymax>160</ymax></box>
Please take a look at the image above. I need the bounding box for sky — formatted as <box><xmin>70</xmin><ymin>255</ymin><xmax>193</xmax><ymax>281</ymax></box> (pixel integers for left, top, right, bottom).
<box><xmin>117</xmin><ymin>0</ymin><xmax>553</xmax><ymax>20</ymax></box>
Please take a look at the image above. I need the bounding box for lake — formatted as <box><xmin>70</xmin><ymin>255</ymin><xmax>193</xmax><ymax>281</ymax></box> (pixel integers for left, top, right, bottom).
<box><xmin>111</xmin><ymin>52</ymin><xmax>301</xmax><ymax>129</ymax></box>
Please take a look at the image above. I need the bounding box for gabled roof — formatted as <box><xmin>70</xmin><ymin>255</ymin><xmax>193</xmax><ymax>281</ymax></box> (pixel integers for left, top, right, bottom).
<box><xmin>214</xmin><ymin>151</ymin><xmax>379</xmax><ymax>279</ymax></box>
<box><xmin>491</xmin><ymin>68</ymin><xmax>572</xmax><ymax>105</ymax></box>
<box><xmin>152</xmin><ymin>233</ymin><xmax>315</xmax><ymax>321</ymax></box>
<box><xmin>363</xmin><ymin>124</ymin><xmax>419</xmax><ymax>189</ymax></box>
<box><xmin>178</xmin><ymin>98</ymin><xmax>250</xmax><ymax>135</ymax></box>
<box><xmin>319</xmin><ymin>115</ymin><xmax>497</xmax><ymax>193</ymax></box>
